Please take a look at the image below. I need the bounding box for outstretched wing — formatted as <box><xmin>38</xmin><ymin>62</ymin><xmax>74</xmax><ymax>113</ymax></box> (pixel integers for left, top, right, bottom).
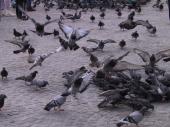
<box><xmin>135</xmin><ymin>20</ymin><xmax>153</xmax><ymax>28</ymax></box>
<box><xmin>42</xmin><ymin>51</ymin><xmax>56</xmax><ymax>59</ymax></box>
<box><xmin>76</xmin><ymin>28</ymin><xmax>90</xmax><ymax>41</ymax></box>
<box><xmin>155</xmin><ymin>49</ymin><xmax>170</xmax><ymax>62</ymax></box>
<box><xmin>44</xmin><ymin>19</ymin><xmax>58</xmax><ymax>26</ymax></box>
<box><xmin>112</xmin><ymin>61</ymin><xmax>144</xmax><ymax>71</ymax></box>
<box><xmin>116</xmin><ymin>51</ymin><xmax>130</xmax><ymax>61</ymax></box>
<box><xmin>133</xmin><ymin>48</ymin><xmax>151</xmax><ymax>64</ymax></box>
<box><xmin>87</xmin><ymin>39</ymin><xmax>101</xmax><ymax>44</ymax></box>
<box><xmin>4</xmin><ymin>40</ymin><xmax>22</xmax><ymax>48</ymax></box>
<box><xmin>58</xmin><ymin>22</ymin><xmax>73</xmax><ymax>39</ymax></box>
<box><xmin>103</xmin><ymin>39</ymin><xmax>117</xmax><ymax>44</ymax></box>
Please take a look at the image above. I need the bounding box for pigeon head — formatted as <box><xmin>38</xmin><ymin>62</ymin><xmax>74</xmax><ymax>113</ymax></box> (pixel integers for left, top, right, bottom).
<box><xmin>79</xmin><ymin>66</ymin><xmax>87</xmax><ymax>72</ymax></box>
<box><xmin>116</xmin><ymin>122</ymin><xmax>124</xmax><ymax>127</ymax></box>
<box><xmin>34</xmin><ymin>71</ymin><xmax>38</xmax><ymax>74</ymax></box>
<box><xmin>44</xmin><ymin>81</ymin><xmax>49</xmax><ymax>85</ymax></box>
<box><xmin>0</xmin><ymin>94</ymin><xmax>7</xmax><ymax>99</ymax></box>
<box><xmin>61</xmin><ymin>92</ymin><xmax>71</xmax><ymax>97</ymax></box>
<box><xmin>71</xmin><ymin>34</ymin><xmax>76</xmax><ymax>40</ymax></box>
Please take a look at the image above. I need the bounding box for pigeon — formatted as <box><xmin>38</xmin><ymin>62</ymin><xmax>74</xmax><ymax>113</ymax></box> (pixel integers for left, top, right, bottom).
<box><xmin>28</xmin><ymin>46</ymin><xmax>35</xmax><ymax>55</ymax></box>
<box><xmin>128</xmin><ymin>11</ymin><xmax>135</xmax><ymax>20</ymax></box>
<box><xmin>63</xmin><ymin>66</ymin><xmax>87</xmax><ymax>88</ymax></box>
<box><xmin>100</xmin><ymin>12</ymin><xmax>105</xmax><ymax>19</ymax></box>
<box><xmin>13</xmin><ymin>42</ymin><xmax>30</xmax><ymax>54</ymax></box>
<box><xmin>5</xmin><ymin>39</ymin><xmax>30</xmax><ymax>54</ymax></box>
<box><xmin>15</xmin><ymin>71</ymin><xmax>38</xmax><ymax>83</ymax></box>
<box><xmin>1</xmin><ymin>67</ymin><xmax>8</xmax><ymax>80</ymax></box>
<box><xmin>117</xmin><ymin>10</ymin><xmax>122</xmax><ymax>18</ymax></box>
<box><xmin>61</xmin><ymin>11</ymin><xmax>74</xmax><ymax>18</ymax></box>
<box><xmin>133</xmin><ymin>48</ymin><xmax>170</xmax><ymax>67</ymax></box>
<box><xmin>30</xmin><ymin>80</ymin><xmax>49</xmax><ymax>89</ymax></box>
<box><xmin>29</xmin><ymin>51</ymin><xmax>56</xmax><ymax>70</ymax></box>
<box><xmin>136</xmin><ymin>6</ymin><xmax>141</xmax><ymax>13</ymax></box>
<box><xmin>117</xmin><ymin>108</ymin><xmax>147</xmax><ymax>127</ymax></box>
<box><xmin>79</xmin><ymin>70</ymin><xmax>95</xmax><ymax>93</ymax></box>
<box><xmin>159</xmin><ymin>3</ymin><xmax>164</xmax><ymax>11</ymax></box>
<box><xmin>0</xmin><ymin>94</ymin><xmax>7</xmax><ymax>111</ymax></box>
<box><xmin>87</xmin><ymin>39</ymin><xmax>117</xmax><ymax>51</ymax></box>
<box><xmin>135</xmin><ymin>20</ymin><xmax>157</xmax><ymax>35</ymax></box>
<box><xmin>90</xmin><ymin>15</ymin><xmax>95</xmax><ymax>23</ymax></box>
<box><xmin>19</xmin><ymin>6</ymin><xmax>58</xmax><ymax>36</ymax></box>
<box><xmin>5</xmin><ymin>39</ymin><xmax>29</xmax><ymax>48</ymax></box>
<box><xmin>131</xmin><ymin>31</ymin><xmax>139</xmax><ymax>40</ymax></box>
<box><xmin>98</xmin><ymin>21</ymin><xmax>104</xmax><ymax>29</ymax></box>
<box><xmin>44</xmin><ymin>92</ymin><xmax>70</xmax><ymax>111</ymax></box>
<box><xmin>46</xmin><ymin>14</ymin><xmax>51</xmax><ymax>21</ymax></box>
<box><xmin>119</xmin><ymin>40</ymin><xmax>126</xmax><ymax>49</ymax></box>
<box><xmin>98</xmin><ymin>88</ymin><xmax>129</xmax><ymax>108</ymax></box>
<box><xmin>66</xmin><ymin>11</ymin><xmax>82</xmax><ymax>21</ymax></box>
<box><xmin>99</xmin><ymin>6</ymin><xmax>106</xmax><ymax>12</ymax></box>
<box><xmin>102</xmin><ymin>51</ymin><xmax>130</xmax><ymax>73</ymax></box>
<box><xmin>89</xmin><ymin>53</ymin><xmax>102</xmax><ymax>68</ymax></box>
<box><xmin>119</xmin><ymin>19</ymin><xmax>151</xmax><ymax>30</ymax></box>
<box><xmin>59</xmin><ymin>22</ymin><xmax>90</xmax><ymax>50</ymax></box>
<box><xmin>53</xmin><ymin>29</ymin><xmax>59</xmax><ymax>38</ymax></box>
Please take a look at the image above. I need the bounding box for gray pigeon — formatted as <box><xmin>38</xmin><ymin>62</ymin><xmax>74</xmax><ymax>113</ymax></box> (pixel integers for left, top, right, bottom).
<box><xmin>15</xmin><ymin>71</ymin><xmax>38</xmax><ymax>83</ymax></box>
<box><xmin>117</xmin><ymin>108</ymin><xmax>147</xmax><ymax>127</ymax></box>
<box><xmin>44</xmin><ymin>92</ymin><xmax>70</xmax><ymax>111</ymax></box>
<box><xmin>30</xmin><ymin>80</ymin><xmax>49</xmax><ymax>89</ymax></box>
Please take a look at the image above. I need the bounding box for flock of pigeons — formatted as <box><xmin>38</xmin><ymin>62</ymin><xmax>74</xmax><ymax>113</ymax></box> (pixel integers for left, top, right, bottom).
<box><xmin>1</xmin><ymin>0</ymin><xmax>170</xmax><ymax>126</ymax></box>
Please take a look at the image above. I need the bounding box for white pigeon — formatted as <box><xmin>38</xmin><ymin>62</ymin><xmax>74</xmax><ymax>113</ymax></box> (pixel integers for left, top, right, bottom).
<box><xmin>29</xmin><ymin>51</ymin><xmax>56</xmax><ymax>70</ymax></box>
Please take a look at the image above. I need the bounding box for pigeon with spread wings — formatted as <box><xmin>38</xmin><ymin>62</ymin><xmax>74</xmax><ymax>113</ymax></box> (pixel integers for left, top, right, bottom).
<box><xmin>59</xmin><ymin>21</ymin><xmax>90</xmax><ymax>50</ymax></box>
<box><xmin>29</xmin><ymin>51</ymin><xmax>57</xmax><ymax>70</ymax></box>
<box><xmin>133</xmin><ymin>48</ymin><xmax>170</xmax><ymax>66</ymax></box>
<box><xmin>5</xmin><ymin>39</ymin><xmax>31</xmax><ymax>54</ymax></box>
<box><xmin>87</xmin><ymin>39</ymin><xmax>117</xmax><ymax>51</ymax></box>
<box><xmin>133</xmin><ymin>48</ymin><xmax>170</xmax><ymax>74</ymax></box>
<box><xmin>18</xmin><ymin>6</ymin><xmax>58</xmax><ymax>37</ymax></box>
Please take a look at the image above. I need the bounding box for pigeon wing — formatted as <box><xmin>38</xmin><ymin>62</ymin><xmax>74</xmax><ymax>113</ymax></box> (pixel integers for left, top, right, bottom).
<box><xmin>135</xmin><ymin>20</ymin><xmax>152</xmax><ymax>28</ymax></box>
<box><xmin>76</xmin><ymin>28</ymin><xmax>90</xmax><ymax>41</ymax></box>
<box><xmin>112</xmin><ymin>61</ymin><xmax>144</xmax><ymax>71</ymax></box>
<box><xmin>87</xmin><ymin>39</ymin><xmax>101</xmax><ymax>44</ymax></box>
<box><xmin>103</xmin><ymin>39</ymin><xmax>117</xmax><ymax>44</ymax></box>
<box><xmin>44</xmin><ymin>19</ymin><xmax>58</xmax><ymax>26</ymax></box>
<box><xmin>155</xmin><ymin>49</ymin><xmax>170</xmax><ymax>62</ymax></box>
<box><xmin>59</xmin><ymin>22</ymin><xmax>73</xmax><ymax>39</ymax></box>
<box><xmin>4</xmin><ymin>40</ymin><xmax>22</xmax><ymax>48</ymax></box>
<box><xmin>133</xmin><ymin>48</ymin><xmax>151</xmax><ymax>64</ymax></box>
